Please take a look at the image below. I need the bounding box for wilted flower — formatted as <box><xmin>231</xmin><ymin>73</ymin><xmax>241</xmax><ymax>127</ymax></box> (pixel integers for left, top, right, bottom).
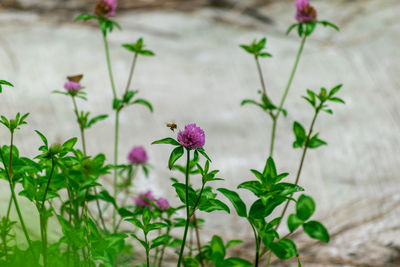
<box><xmin>295</xmin><ymin>0</ymin><xmax>317</xmax><ymax>23</ymax></box>
<box><xmin>135</xmin><ymin>190</ymin><xmax>155</xmax><ymax>208</ymax></box>
<box><xmin>128</xmin><ymin>146</ymin><xmax>148</xmax><ymax>164</ymax></box>
<box><xmin>177</xmin><ymin>123</ymin><xmax>205</xmax><ymax>149</ymax></box>
<box><xmin>156</xmin><ymin>198</ymin><xmax>170</xmax><ymax>210</ymax></box>
<box><xmin>95</xmin><ymin>0</ymin><xmax>117</xmax><ymax>18</ymax></box>
<box><xmin>64</xmin><ymin>81</ymin><xmax>82</xmax><ymax>93</ymax></box>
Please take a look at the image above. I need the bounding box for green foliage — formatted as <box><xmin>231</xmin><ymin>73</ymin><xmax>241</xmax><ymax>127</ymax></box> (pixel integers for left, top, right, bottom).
<box><xmin>0</xmin><ymin>80</ymin><xmax>13</xmax><ymax>93</ymax></box>
<box><xmin>240</xmin><ymin>38</ymin><xmax>272</xmax><ymax>58</ymax></box>
<box><xmin>287</xmin><ymin>20</ymin><xmax>340</xmax><ymax>37</ymax></box>
<box><xmin>122</xmin><ymin>38</ymin><xmax>155</xmax><ymax>56</ymax></box>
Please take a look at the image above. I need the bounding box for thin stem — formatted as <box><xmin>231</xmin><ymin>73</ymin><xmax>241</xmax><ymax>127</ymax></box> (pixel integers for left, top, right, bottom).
<box><xmin>255</xmin><ymin>55</ymin><xmax>267</xmax><ymax>98</ymax></box>
<box><xmin>177</xmin><ymin>149</ymin><xmax>191</xmax><ymax>267</ymax></box>
<box><xmin>157</xmin><ymin>216</ymin><xmax>171</xmax><ymax>267</ymax></box>
<box><xmin>268</xmin><ymin>35</ymin><xmax>307</xmax><ymax>157</ymax></box>
<box><xmin>40</xmin><ymin>157</ymin><xmax>56</xmax><ymax>267</ymax></box>
<box><xmin>102</xmin><ymin>34</ymin><xmax>117</xmax><ymax>99</ymax></box>
<box><xmin>124</xmin><ymin>53</ymin><xmax>138</xmax><ymax>96</ymax></box>
<box><xmin>112</xmin><ymin>110</ymin><xmax>120</xmax><ymax>231</ymax></box>
<box><xmin>145</xmin><ymin>233</ymin><xmax>150</xmax><ymax>267</ymax></box>
<box><xmin>193</xmin><ymin>214</ymin><xmax>204</xmax><ymax>267</ymax></box>
<box><xmin>71</xmin><ymin>96</ymin><xmax>87</xmax><ymax>155</ymax></box>
<box><xmin>0</xmin><ymin>136</ymin><xmax>34</xmax><ymax>257</ymax></box>
<box><xmin>275</xmin><ymin>109</ymin><xmax>319</xmax><ymax>231</ymax></box>
<box><xmin>249</xmin><ymin>221</ymin><xmax>260</xmax><ymax>267</ymax></box>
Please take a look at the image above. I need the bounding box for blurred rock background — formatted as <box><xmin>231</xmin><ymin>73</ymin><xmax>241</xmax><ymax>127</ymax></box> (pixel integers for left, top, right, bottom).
<box><xmin>1</xmin><ymin>0</ymin><xmax>400</xmax><ymax>266</ymax></box>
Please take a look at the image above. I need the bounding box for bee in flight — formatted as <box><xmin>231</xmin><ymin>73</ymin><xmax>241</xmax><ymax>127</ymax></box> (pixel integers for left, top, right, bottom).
<box><xmin>166</xmin><ymin>121</ymin><xmax>177</xmax><ymax>132</ymax></box>
<box><xmin>67</xmin><ymin>74</ymin><xmax>83</xmax><ymax>83</ymax></box>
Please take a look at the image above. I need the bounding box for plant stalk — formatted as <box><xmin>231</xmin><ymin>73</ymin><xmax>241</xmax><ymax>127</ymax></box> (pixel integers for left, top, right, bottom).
<box><xmin>268</xmin><ymin>35</ymin><xmax>307</xmax><ymax>157</ymax></box>
<box><xmin>177</xmin><ymin>149</ymin><xmax>191</xmax><ymax>267</ymax></box>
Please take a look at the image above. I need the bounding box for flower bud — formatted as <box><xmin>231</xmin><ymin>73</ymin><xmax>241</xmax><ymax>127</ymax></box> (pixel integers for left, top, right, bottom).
<box><xmin>295</xmin><ymin>0</ymin><xmax>317</xmax><ymax>23</ymax></box>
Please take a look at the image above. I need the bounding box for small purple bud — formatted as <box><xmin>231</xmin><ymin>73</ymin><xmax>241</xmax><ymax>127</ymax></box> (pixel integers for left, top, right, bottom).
<box><xmin>64</xmin><ymin>81</ymin><xmax>82</xmax><ymax>93</ymax></box>
<box><xmin>128</xmin><ymin>146</ymin><xmax>148</xmax><ymax>165</ymax></box>
<box><xmin>135</xmin><ymin>190</ymin><xmax>155</xmax><ymax>208</ymax></box>
<box><xmin>295</xmin><ymin>0</ymin><xmax>317</xmax><ymax>23</ymax></box>
<box><xmin>177</xmin><ymin>123</ymin><xmax>205</xmax><ymax>149</ymax></box>
<box><xmin>95</xmin><ymin>0</ymin><xmax>117</xmax><ymax>18</ymax></box>
<box><xmin>156</xmin><ymin>198</ymin><xmax>170</xmax><ymax>211</ymax></box>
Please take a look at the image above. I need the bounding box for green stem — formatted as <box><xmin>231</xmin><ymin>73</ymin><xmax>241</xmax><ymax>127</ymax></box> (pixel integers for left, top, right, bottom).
<box><xmin>254</xmin><ymin>55</ymin><xmax>268</xmax><ymax>98</ymax></box>
<box><xmin>102</xmin><ymin>34</ymin><xmax>117</xmax><ymax>99</ymax></box>
<box><xmin>274</xmin><ymin>108</ymin><xmax>319</xmax><ymax>230</ymax></box>
<box><xmin>145</xmin><ymin>233</ymin><xmax>150</xmax><ymax>267</ymax></box>
<box><xmin>177</xmin><ymin>149</ymin><xmax>191</xmax><ymax>267</ymax></box>
<box><xmin>249</xmin><ymin>221</ymin><xmax>260</xmax><ymax>267</ymax></box>
<box><xmin>124</xmin><ymin>53</ymin><xmax>138</xmax><ymax>96</ymax></box>
<box><xmin>0</xmin><ymin>136</ymin><xmax>34</xmax><ymax>258</ymax></box>
<box><xmin>268</xmin><ymin>34</ymin><xmax>307</xmax><ymax>157</ymax></box>
<box><xmin>71</xmin><ymin>96</ymin><xmax>87</xmax><ymax>155</ymax></box>
<box><xmin>193</xmin><ymin>214</ymin><xmax>204</xmax><ymax>267</ymax></box>
<box><xmin>112</xmin><ymin>110</ymin><xmax>120</xmax><ymax>231</ymax></box>
<box><xmin>40</xmin><ymin>157</ymin><xmax>56</xmax><ymax>267</ymax></box>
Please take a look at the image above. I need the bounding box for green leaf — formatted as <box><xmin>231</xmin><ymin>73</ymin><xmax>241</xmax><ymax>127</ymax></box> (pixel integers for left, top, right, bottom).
<box><xmin>0</xmin><ymin>80</ymin><xmax>14</xmax><ymax>93</ymax></box>
<box><xmin>217</xmin><ymin>188</ymin><xmax>247</xmax><ymax>217</ymax></box>
<box><xmin>151</xmin><ymin>234</ymin><xmax>171</xmax><ymax>249</ymax></box>
<box><xmin>131</xmin><ymin>98</ymin><xmax>153</xmax><ymax>112</ymax></box>
<box><xmin>223</xmin><ymin>257</ymin><xmax>252</xmax><ymax>267</ymax></box>
<box><xmin>240</xmin><ymin>99</ymin><xmax>264</xmax><ymax>110</ymax></box>
<box><xmin>270</xmin><ymin>239</ymin><xmax>297</xmax><ymax>260</ymax></box>
<box><xmin>126</xmin><ymin>218</ymin><xmax>144</xmax><ymax>229</ymax></box>
<box><xmin>197</xmin><ymin>148</ymin><xmax>211</xmax><ymax>162</ymax></box>
<box><xmin>168</xmin><ymin>146</ymin><xmax>184</xmax><ymax>169</ymax></box>
<box><xmin>249</xmin><ymin>199</ymin><xmax>268</xmax><ymax>219</ymax></box>
<box><xmin>152</xmin><ymin>137</ymin><xmax>180</xmax><ymax>146</ymax></box>
<box><xmin>60</xmin><ymin>137</ymin><xmax>77</xmax><ymax>152</ymax></box>
<box><xmin>210</xmin><ymin>235</ymin><xmax>225</xmax><ymax>264</ymax></box>
<box><xmin>35</xmin><ymin>130</ymin><xmax>48</xmax><ymax>147</ymax></box>
<box><xmin>198</xmin><ymin>199</ymin><xmax>230</xmax><ymax>213</ymax></box>
<box><xmin>147</xmin><ymin>222</ymin><xmax>167</xmax><ymax>232</ymax></box>
<box><xmin>293</xmin><ymin>121</ymin><xmax>307</xmax><ymax>148</ymax></box>
<box><xmin>225</xmin><ymin>240</ymin><xmax>243</xmax><ymax>248</ymax></box>
<box><xmin>296</xmin><ymin>194</ymin><xmax>315</xmax><ymax>221</ymax></box>
<box><xmin>86</xmin><ymin>114</ymin><xmax>108</xmax><ymax>128</ymax></box>
<box><xmin>172</xmin><ymin>183</ymin><xmax>197</xmax><ymax>206</ymax></box>
<box><xmin>74</xmin><ymin>13</ymin><xmax>96</xmax><ymax>22</ymax></box>
<box><xmin>328</xmin><ymin>84</ymin><xmax>342</xmax><ymax>97</ymax></box>
<box><xmin>142</xmin><ymin>206</ymin><xmax>151</xmax><ymax>225</ymax></box>
<box><xmin>305</xmin><ymin>21</ymin><xmax>317</xmax><ymax>36</ymax></box>
<box><xmin>237</xmin><ymin>180</ymin><xmax>263</xmax><ymax>196</ymax></box>
<box><xmin>287</xmin><ymin>214</ymin><xmax>304</xmax><ymax>232</ymax></box>
<box><xmin>286</xmin><ymin>23</ymin><xmax>298</xmax><ymax>35</ymax></box>
<box><xmin>303</xmin><ymin>220</ymin><xmax>330</xmax><ymax>242</ymax></box>
<box><xmin>329</xmin><ymin>97</ymin><xmax>345</xmax><ymax>104</ymax></box>
<box><xmin>319</xmin><ymin>20</ymin><xmax>340</xmax><ymax>32</ymax></box>
<box><xmin>307</xmin><ymin>133</ymin><xmax>327</xmax><ymax>149</ymax></box>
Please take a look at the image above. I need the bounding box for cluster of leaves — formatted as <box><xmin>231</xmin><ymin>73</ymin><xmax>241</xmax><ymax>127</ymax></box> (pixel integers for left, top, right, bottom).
<box><xmin>293</xmin><ymin>84</ymin><xmax>345</xmax><ymax>149</ymax></box>
<box><xmin>112</xmin><ymin>89</ymin><xmax>153</xmax><ymax>113</ymax></box>
<box><xmin>287</xmin><ymin>20</ymin><xmax>339</xmax><ymax>37</ymax></box>
<box><xmin>74</xmin><ymin>13</ymin><xmax>121</xmax><ymax>36</ymax></box>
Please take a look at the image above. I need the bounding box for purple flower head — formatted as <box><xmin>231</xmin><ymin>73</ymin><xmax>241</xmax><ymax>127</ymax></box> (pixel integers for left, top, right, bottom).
<box><xmin>95</xmin><ymin>0</ymin><xmax>117</xmax><ymax>18</ymax></box>
<box><xmin>128</xmin><ymin>146</ymin><xmax>148</xmax><ymax>165</ymax></box>
<box><xmin>135</xmin><ymin>190</ymin><xmax>155</xmax><ymax>208</ymax></box>
<box><xmin>295</xmin><ymin>0</ymin><xmax>317</xmax><ymax>23</ymax></box>
<box><xmin>64</xmin><ymin>81</ymin><xmax>82</xmax><ymax>93</ymax></box>
<box><xmin>177</xmin><ymin>124</ymin><xmax>205</xmax><ymax>149</ymax></box>
<box><xmin>156</xmin><ymin>198</ymin><xmax>170</xmax><ymax>211</ymax></box>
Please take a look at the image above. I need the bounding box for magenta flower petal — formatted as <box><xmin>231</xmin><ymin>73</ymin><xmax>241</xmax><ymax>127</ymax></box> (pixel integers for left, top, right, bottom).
<box><xmin>156</xmin><ymin>198</ymin><xmax>170</xmax><ymax>210</ymax></box>
<box><xmin>64</xmin><ymin>81</ymin><xmax>82</xmax><ymax>93</ymax></box>
<box><xmin>295</xmin><ymin>0</ymin><xmax>317</xmax><ymax>23</ymax></box>
<box><xmin>177</xmin><ymin>124</ymin><xmax>205</xmax><ymax>149</ymax></box>
<box><xmin>135</xmin><ymin>190</ymin><xmax>155</xmax><ymax>208</ymax></box>
<box><xmin>95</xmin><ymin>0</ymin><xmax>117</xmax><ymax>18</ymax></box>
<box><xmin>128</xmin><ymin>146</ymin><xmax>148</xmax><ymax>164</ymax></box>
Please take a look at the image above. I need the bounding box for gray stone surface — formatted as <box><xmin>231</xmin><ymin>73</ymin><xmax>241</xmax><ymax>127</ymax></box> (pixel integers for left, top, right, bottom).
<box><xmin>0</xmin><ymin>0</ymin><xmax>399</xmax><ymax>265</ymax></box>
